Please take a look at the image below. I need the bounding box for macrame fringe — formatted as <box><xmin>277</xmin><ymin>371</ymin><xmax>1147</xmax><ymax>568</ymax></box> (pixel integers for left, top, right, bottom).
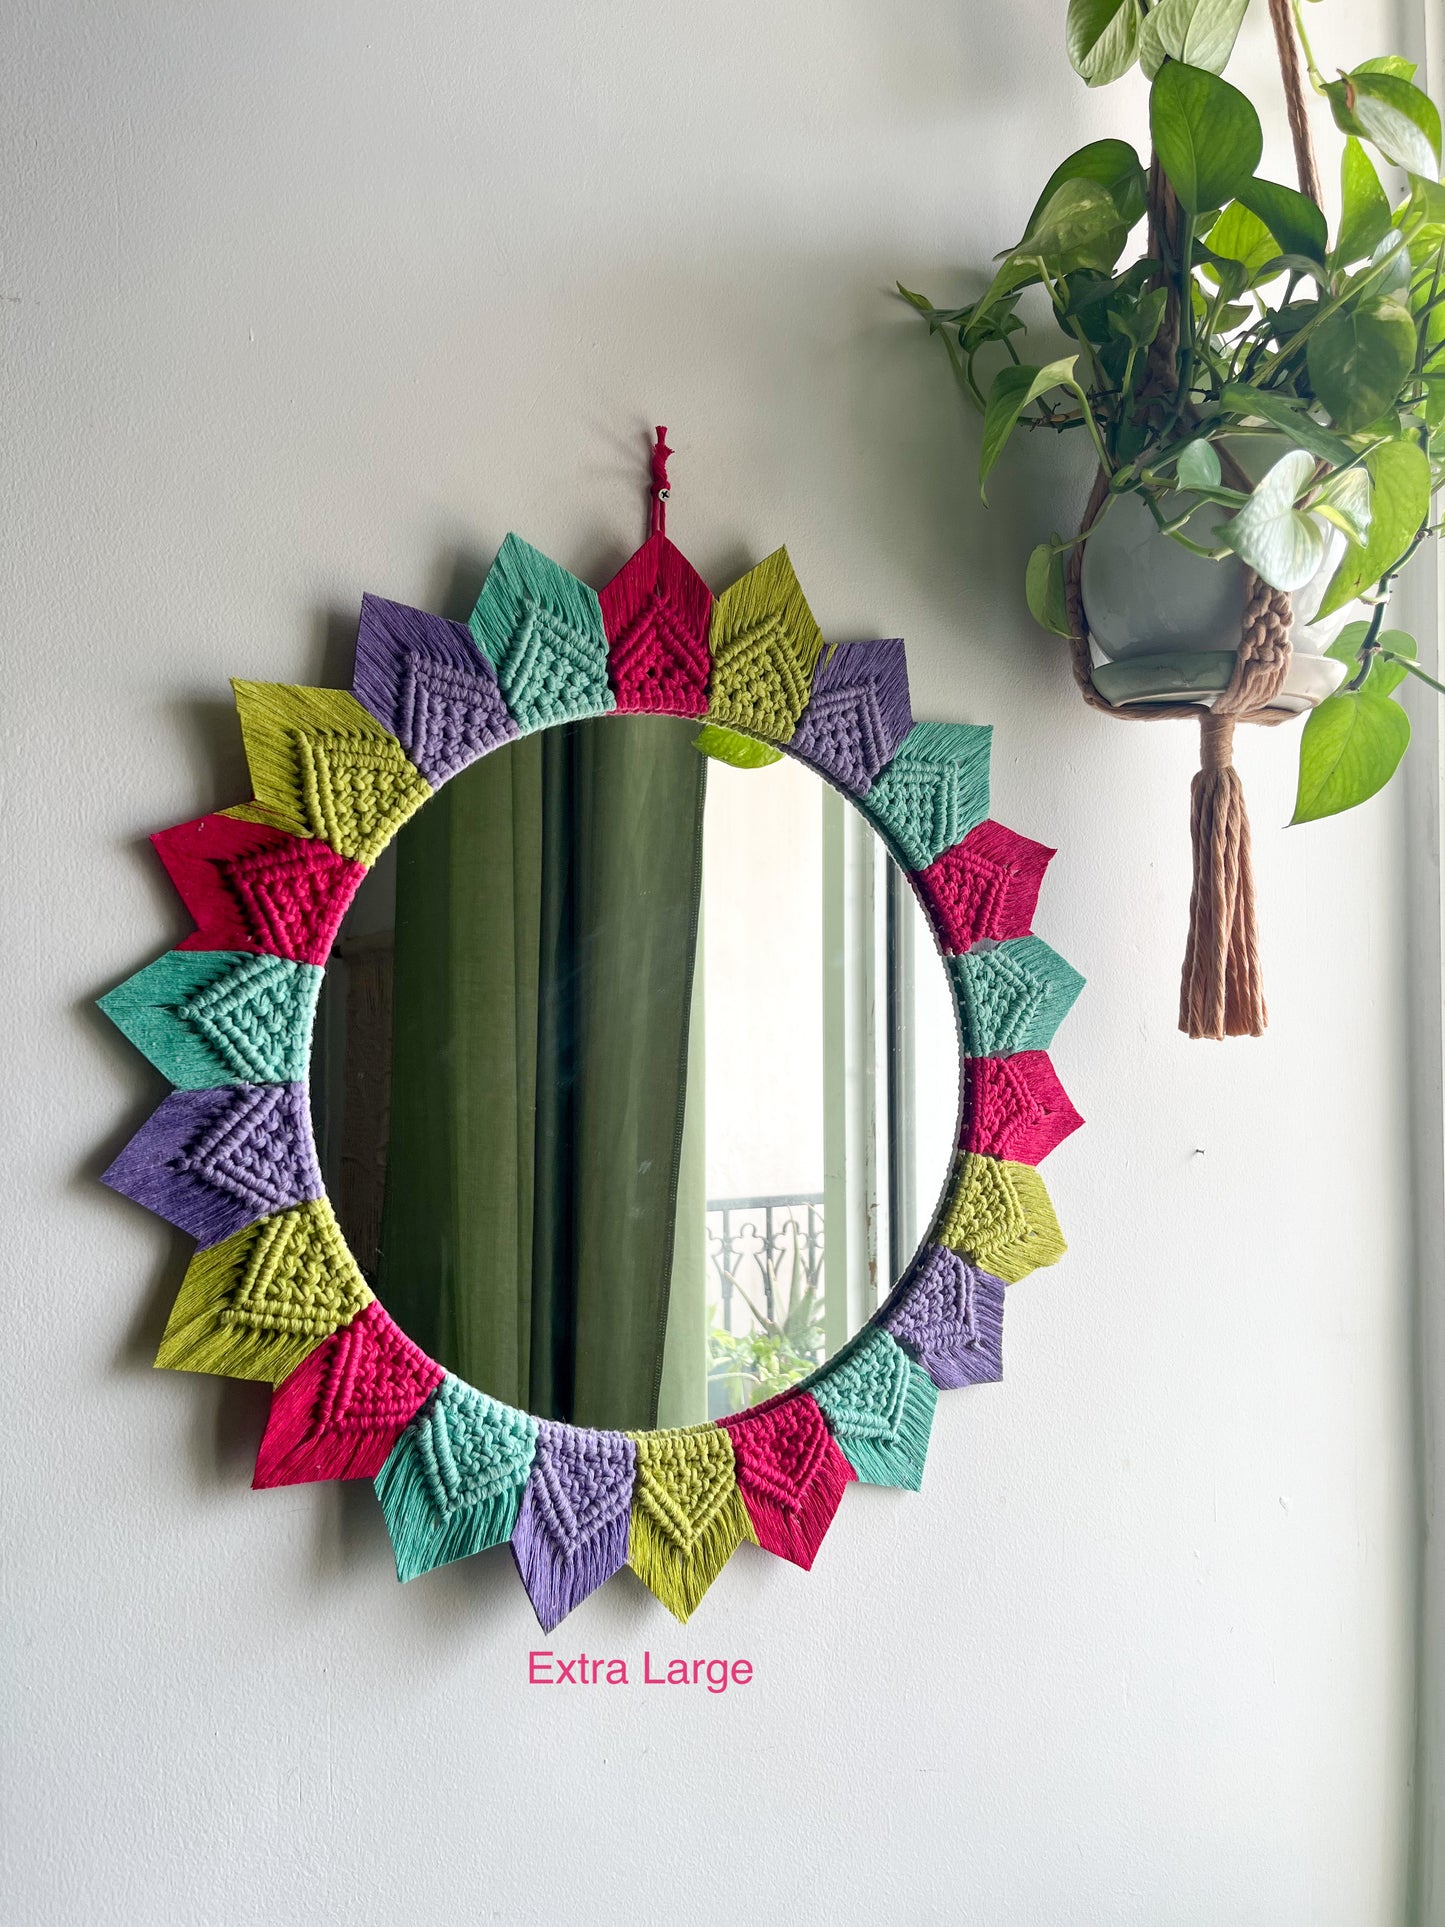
<box><xmin>1179</xmin><ymin>712</ymin><xmax>1267</xmax><ymax>1038</ymax></box>
<box><xmin>97</xmin><ymin>950</ymin><xmax>322</xmax><ymax>1089</ymax></box>
<box><xmin>788</xmin><ymin>637</ymin><xmax>914</xmax><ymax>797</ymax></box>
<box><xmin>962</xmin><ymin>1051</ymin><xmax>1084</xmax><ymax>1165</ymax></box>
<box><xmin>723</xmin><ymin>1396</ymin><xmax>856</xmax><ymax>1569</ymax></box>
<box><xmin>745</xmin><ymin>1452</ymin><xmax>853</xmax><ymax>1565</ymax></box>
<box><xmin>351</xmin><ymin>591</ymin><xmax>516</xmax><ymax>787</ymax></box>
<box><xmin>151</xmin><ymin>813</ymin><xmax>367</xmax><ymax>965</ymax></box>
<box><xmin>837</xmin><ymin>1377</ymin><xmax>935</xmax><ymax>1488</ymax></box>
<box><xmin>231</xmin><ymin>681</ymin><xmax>431</xmax><ymax>865</ymax></box>
<box><xmin>826</xmin><ymin>1368</ymin><xmax>936</xmax><ymax>1489</ymax></box>
<box><xmin>860</xmin><ymin>720</ymin><xmax>992</xmax><ymax>869</ymax></box>
<box><xmin>102</xmin><ymin>1082</ymin><xmax>321</xmax><ymax>1247</ymax></box>
<box><xmin>706</xmin><ymin>546</ymin><xmax>824</xmax><ymax>745</ymax></box>
<box><xmin>510</xmin><ymin>1422</ymin><xmax>637</xmax><ymax>1632</ymax></box>
<box><xmin>376</xmin><ymin>1432</ymin><xmax>529</xmax><ymax>1583</ymax></box>
<box><xmin>879</xmin><ymin>1244</ymin><xmax>1006</xmax><ymax>1391</ymax></box>
<box><xmin>628</xmin><ymin>1486</ymin><xmax>756</xmax><ymax>1623</ymax></box>
<box><xmin>252</xmin><ymin>1302</ymin><xmax>443</xmax><ymax>1488</ymax></box>
<box><xmin>810</xmin><ymin>1329</ymin><xmax>939</xmax><ymax>1490</ymax></box>
<box><xmin>513</xmin><ymin>1493</ymin><xmax>633</xmax><ymax>1634</ymax></box>
<box><xmin>154</xmin><ymin>1201</ymin><xmax>371</xmax><ymax>1384</ymax></box>
<box><xmin>916</xmin><ymin>820</ymin><xmax>1055</xmax><ymax>954</ymax></box>
<box><xmin>468</xmin><ymin>532</ymin><xmax>615</xmax><ymax>732</ymax></box>
<box><xmin>937</xmin><ymin>1152</ymin><xmax>1066</xmax><ymax>1284</ymax></box>
<box><xmin>374</xmin><ymin>1379</ymin><xmax>539</xmax><ymax>1581</ymax></box>
<box><xmin>950</xmin><ymin>937</ymin><xmax>1085</xmax><ymax>1058</ymax></box>
<box><xmin>598</xmin><ymin>532</ymin><xmax>713</xmax><ymax>718</ymax></box>
<box><xmin>627</xmin><ymin>1427</ymin><xmax>756</xmax><ymax>1622</ymax></box>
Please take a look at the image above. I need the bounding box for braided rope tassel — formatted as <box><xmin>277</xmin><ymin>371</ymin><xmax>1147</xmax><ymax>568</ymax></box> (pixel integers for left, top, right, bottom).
<box><xmin>1177</xmin><ymin>575</ymin><xmax>1293</xmax><ymax>1037</ymax></box>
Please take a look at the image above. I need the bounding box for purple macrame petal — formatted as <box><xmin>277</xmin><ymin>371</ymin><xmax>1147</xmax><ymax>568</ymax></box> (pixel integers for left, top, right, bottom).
<box><xmin>102</xmin><ymin>1083</ymin><xmax>322</xmax><ymax>1248</ymax></box>
<box><xmin>879</xmin><ymin>1243</ymin><xmax>1004</xmax><ymax>1391</ymax></box>
<box><xmin>352</xmin><ymin>592</ymin><xmax>517</xmax><ymax>788</ymax></box>
<box><xmin>511</xmin><ymin>1422</ymin><xmax>637</xmax><ymax>1633</ymax></box>
<box><xmin>789</xmin><ymin>638</ymin><xmax>913</xmax><ymax>797</ymax></box>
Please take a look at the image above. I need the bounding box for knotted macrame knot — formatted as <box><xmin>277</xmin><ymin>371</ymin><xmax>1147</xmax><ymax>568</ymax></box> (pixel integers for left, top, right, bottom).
<box><xmin>1199</xmin><ymin>711</ymin><xmax>1235</xmax><ymax>773</ymax></box>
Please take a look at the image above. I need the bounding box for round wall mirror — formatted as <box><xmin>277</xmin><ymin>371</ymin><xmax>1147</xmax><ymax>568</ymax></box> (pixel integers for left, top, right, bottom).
<box><xmin>99</xmin><ymin>521</ymin><xmax>1082</xmax><ymax>1626</ymax></box>
<box><xmin>313</xmin><ymin>717</ymin><xmax>960</xmax><ymax>1434</ymax></box>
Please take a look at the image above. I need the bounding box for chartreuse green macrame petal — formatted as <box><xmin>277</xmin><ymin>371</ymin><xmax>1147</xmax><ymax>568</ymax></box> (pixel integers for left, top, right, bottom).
<box><xmin>155</xmin><ymin>1198</ymin><xmax>371</xmax><ymax>1383</ymax></box>
<box><xmin>706</xmin><ymin>548</ymin><xmax>824</xmax><ymax>745</ymax></box>
<box><xmin>375</xmin><ymin>1377</ymin><xmax>539</xmax><ymax>1582</ymax></box>
<box><xmin>810</xmin><ymin>1328</ymin><xmax>937</xmax><ymax>1489</ymax></box>
<box><xmin>859</xmin><ymin>721</ymin><xmax>992</xmax><ymax>870</ymax></box>
<box><xmin>231</xmin><ymin>683</ymin><xmax>431</xmax><ymax>867</ymax></box>
<box><xmin>468</xmin><ymin>533</ymin><xmax>615</xmax><ymax>733</ymax></box>
<box><xmin>937</xmin><ymin>1153</ymin><xmax>1066</xmax><ymax>1284</ymax></box>
<box><xmin>627</xmin><ymin>1426</ymin><xmax>756</xmax><ymax>1622</ymax></box>
<box><xmin>98</xmin><ymin>951</ymin><xmax>321</xmax><ymax>1088</ymax></box>
<box><xmin>950</xmin><ymin>937</ymin><xmax>1086</xmax><ymax>1058</ymax></box>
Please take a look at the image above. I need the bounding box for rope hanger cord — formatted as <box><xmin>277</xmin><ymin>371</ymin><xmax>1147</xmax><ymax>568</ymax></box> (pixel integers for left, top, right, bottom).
<box><xmin>1064</xmin><ymin>6</ymin><xmax>1321</xmax><ymax>1040</ymax></box>
<box><xmin>649</xmin><ymin>425</ymin><xmax>673</xmax><ymax>538</ymax></box>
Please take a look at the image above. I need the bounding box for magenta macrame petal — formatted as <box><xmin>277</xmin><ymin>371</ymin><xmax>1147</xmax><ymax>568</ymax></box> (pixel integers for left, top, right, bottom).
<box><xmin>788</xmin><ymin>638</ymin><xmax>913</xmax><ymax>796</ymax></box>
<box><xmin>152</xmin><ymin>813</ymin><xmax>365</xmax><ymax>966</ymax></box>
<box><xmin>351</xmin><ymin>592</ymin><xmax>517</xmax><ymax>787</ymax></box>
<box><xmin>962</xmin><ymin>1050</ymin><xmax>1084</xmax><ymax>1165</ymax></box>
<box><xmin>719</xmin><ymin>1394</ymin><xmax>856</xmax><ymax>1569</ymax></box>
<box><xmin>253</xmin><ymin>1302</ymin><xmax>444</xmax><ymax>1488</ymax></box>
<box><xmin>102</xmin><ymin>1082</ymin><xmax>321</xmax><ymax>1247</ymax></box>
<box><xmin>598</xmin><ymin>533</ymin><xmax>713</xmax><ymax>717</ymax></box>
<box><xmin>511</xmin><ymin>1423</ymin><xmax>638</xmax><ymax>1631</ymax></box>
<box><xmin>915</xmin><ymin>819</ymin><xmax>1055</xmax><ymax>954</ymax></box>
<box><xmin>877</xmin><ymin>1245</ymin><xmax>1004</xmax><ymax>1391</ymax></box>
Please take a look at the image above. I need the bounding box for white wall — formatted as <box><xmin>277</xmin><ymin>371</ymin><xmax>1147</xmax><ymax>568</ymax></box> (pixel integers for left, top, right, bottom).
<box><xmin>1</xmin><ymin>2</ymin><xmax>1428</xmax><ymax>1922</ymax></box>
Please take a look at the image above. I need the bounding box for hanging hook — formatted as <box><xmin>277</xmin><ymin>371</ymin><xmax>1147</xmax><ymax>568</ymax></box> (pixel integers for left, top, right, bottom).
<box><xmin>649</xmin><ymin>425</ymin><xmax>673</xmax><ymax>538</ymax></box>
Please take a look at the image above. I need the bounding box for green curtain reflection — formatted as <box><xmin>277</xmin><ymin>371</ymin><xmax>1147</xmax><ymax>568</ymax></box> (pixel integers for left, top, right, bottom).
<box><xmin>377</xmin><ymin>717</ymin><xmax>707</xmax><ymax>1431</ymax></box>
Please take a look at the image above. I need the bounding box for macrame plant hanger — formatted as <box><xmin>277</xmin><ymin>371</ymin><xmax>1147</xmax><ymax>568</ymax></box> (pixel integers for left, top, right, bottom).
<box><xmin>1063</xmin><ymin>0</ymin><xmax>1321</xmax><ymax>1040</ymax></box>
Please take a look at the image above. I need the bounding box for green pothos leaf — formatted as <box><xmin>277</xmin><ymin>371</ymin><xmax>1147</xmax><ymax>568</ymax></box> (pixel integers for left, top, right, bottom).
<box><xmin>1066</xmin><ymin>0</ymin><xmax>1141</xmax><ymax>86</ymax></box>
<box><xmin>1291</xmin><ymin>687</ymin><xmax>1411</xmax><ymax>823</ymax></box>
<box><xmin>1316</xmin><ymin>439</ymin><xmax>1432</xmax><ymax>617</ymax></box>
<box><xmin>1334</xmin><ymin>139</ymin><xmax>1392</xmax><ymax>265</ymax></box>
<box><xmin>979</xmin><ymin>357</ymin><xmax>1079</xmax><ymax>498</ymax></box>
<box><xmin>1026</xmin><ymin>542</ymin><xmax>1073</xmax><ymax>637</ymax></box>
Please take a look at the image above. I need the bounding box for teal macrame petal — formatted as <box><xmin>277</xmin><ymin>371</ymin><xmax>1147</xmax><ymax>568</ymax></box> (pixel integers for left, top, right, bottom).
<box><xmin>98</xmin><ymin>951</ymin><xmax>322</xmax><ymax>1089</ymax></box>
<box><xmin>860</xmin><ymin>721</ymin><xmax>991</xmax><ymax>871</ymax></box>
<box><xmin>375</xmin><ymin>1376</ymin><xmax>539</xmax><ymax>1582</ymax></box>
<box><xmin>810</xmin><ymin>1327</ymin><xmax>937</xmax><ymax>1489</ymax></box>
<box><xmin>468</xmin><ymin>533</ymin><xmax>615</xmax><ymax>733</ymax></box>
<box><xmin>951</xmin><ymin>936</ymin><xmax>1085</xmax><ymax>1057</ymax></box>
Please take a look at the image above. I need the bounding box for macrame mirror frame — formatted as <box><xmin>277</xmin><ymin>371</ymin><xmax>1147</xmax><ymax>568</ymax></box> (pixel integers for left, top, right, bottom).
<box><xmin>99</xmin><ymin>443</ymin><xmax>1085</xmax><ymax>1627</ymax></box>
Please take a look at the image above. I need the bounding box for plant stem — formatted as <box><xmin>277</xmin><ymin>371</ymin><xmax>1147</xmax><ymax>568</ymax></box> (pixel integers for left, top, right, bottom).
<box><xmin>1384</xmin><ymin>653</ymin><xmax>1445</xmax><ymax>699</ymax></box>
<box><xmin>1289</xmin><ymin>0</ymin><xmax>1325</xmax><ymax>90</ymax></box>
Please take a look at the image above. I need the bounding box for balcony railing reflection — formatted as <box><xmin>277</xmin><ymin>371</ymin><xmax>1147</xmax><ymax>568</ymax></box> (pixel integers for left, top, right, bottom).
<box><xmin>705</xmin><ymin>1193</ymin><xmax>825</xmax><ymax>1417</ymax></box>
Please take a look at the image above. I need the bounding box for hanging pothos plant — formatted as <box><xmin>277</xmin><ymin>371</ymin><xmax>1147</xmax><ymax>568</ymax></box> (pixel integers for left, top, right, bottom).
<box><xmin>902</xmin><ymin>0</ymin><xmax>1443</xmax><ymax>824</ymax></box>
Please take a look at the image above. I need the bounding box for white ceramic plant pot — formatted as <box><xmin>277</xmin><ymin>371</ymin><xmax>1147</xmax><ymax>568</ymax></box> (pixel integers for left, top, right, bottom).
<box><xmin>1079</xmin><ymin>479</ymin><xmax>1368</xmax><ymax>714</ymax></box>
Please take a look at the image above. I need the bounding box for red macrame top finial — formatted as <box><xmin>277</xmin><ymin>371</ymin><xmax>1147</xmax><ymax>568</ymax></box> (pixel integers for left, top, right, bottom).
<box><xmin>649</xmin><ymin>425</ymin><xmax>673</xmax><ymax>537</ymax></box>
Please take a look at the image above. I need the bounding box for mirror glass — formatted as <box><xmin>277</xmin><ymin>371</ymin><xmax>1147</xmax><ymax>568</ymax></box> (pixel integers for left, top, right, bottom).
<box><xmin>313</xmin><ymin>716</ymin><xmax>958</xmax><ymax>1433</ymax></box>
